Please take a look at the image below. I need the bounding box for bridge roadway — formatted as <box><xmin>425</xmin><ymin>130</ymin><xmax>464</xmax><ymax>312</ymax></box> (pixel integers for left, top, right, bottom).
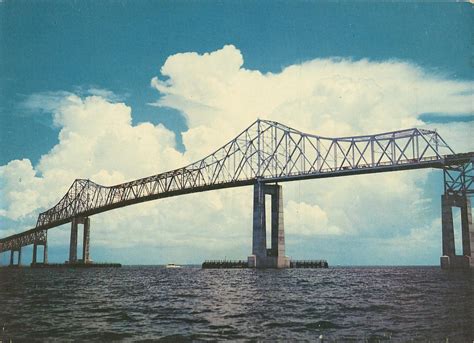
<box><xmin>0</xmin><ymin>120</ymin><xmax>473</xmax><ymax>269</ymax></box>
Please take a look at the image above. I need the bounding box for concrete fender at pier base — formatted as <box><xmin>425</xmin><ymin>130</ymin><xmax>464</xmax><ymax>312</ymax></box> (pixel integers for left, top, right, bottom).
<box><xmin>440</xmin><ymin>255</ymin><xmax>472</xmax><ymax>269</ymax></box>
<box><xmin>248</xmin><ymin>255</ymin><xmax>256</xmax><ymax>268</ymax></box>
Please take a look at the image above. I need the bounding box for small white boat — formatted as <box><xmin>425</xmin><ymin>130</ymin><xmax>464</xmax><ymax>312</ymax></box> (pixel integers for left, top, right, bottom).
<box><xmin>165</xmin><ymin>263</ymin><xmax>182</xmax><ymax>269</ymax></box>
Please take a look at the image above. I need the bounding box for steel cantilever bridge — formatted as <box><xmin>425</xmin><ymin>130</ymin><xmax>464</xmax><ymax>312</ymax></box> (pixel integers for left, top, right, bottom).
<box><xmin>1</xmin><ymin>119</ymin><xmax>473</xmax><ymax>268</ymax></box>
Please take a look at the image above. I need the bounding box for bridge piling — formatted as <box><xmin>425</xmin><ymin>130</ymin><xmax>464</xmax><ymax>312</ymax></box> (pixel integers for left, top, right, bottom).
<box><xmin>440</xmin><ymin>195</ymin><xmax>474</xmax><ymax>269</ymax></box>
<box><xmin>249</xmin><ymin>182</ymin><xmax>290</xmax><ymax>268</ymax></box>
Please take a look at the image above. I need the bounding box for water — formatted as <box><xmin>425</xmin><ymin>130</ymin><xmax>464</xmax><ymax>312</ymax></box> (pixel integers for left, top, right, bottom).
<box><xmin>0</xmin><ymin>266</ymin><xmax>473</xmax><ymax>341</ymax></box>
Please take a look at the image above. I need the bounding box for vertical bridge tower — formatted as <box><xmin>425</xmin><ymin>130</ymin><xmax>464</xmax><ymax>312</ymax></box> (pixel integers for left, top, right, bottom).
<box><xmin>248</xmin><ymin>182</ymin><xmax>290</xmax><ymax>268</ymax></box>
<box><xmin>441</xmin><ymin>156</ymin><xmax>474</xmax><ymax>269</ymax></box>
<box><xmin>69</xmin><ymin>217</ymin><xmax>91</xmax><ymax>264</ymax></box>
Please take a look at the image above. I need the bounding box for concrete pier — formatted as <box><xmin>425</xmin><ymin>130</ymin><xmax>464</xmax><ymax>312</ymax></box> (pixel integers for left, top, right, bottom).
<box><xmin>440</xmin><ymin>194</ymin><xmax>474</xmax><ymax>269</ymax></box>
<box><xmin>69</xmin><ymin>217</ymin><xmax>91</xmax><ymax>264</ymax></box>
<box><xmin>83</xmin><ymin>217</ymin><xmax>90</xmax><ymax>263</ymax></box>
<box><xmin>32</xmin><ymin>243</ymin><xmax>37</xmax><ymax>264</ymax></box>
<box><xmin>32</xmin><ymin>233</ymin><xmax>48</xmax><ymax>266</ymax></box>
<box><xmin>249</xmin><ymin>182</ymin><xmax>290</xmax><ymax>268</ymax></box>
<box><xmin>69</xmin><ymin>218</ymin><xmax>79</xmax><ymax>263</ymax></box>
<box><xmin>9</xmin><ymin>247</ymin><xmax>21</xmax><ymax>266</ymax></box>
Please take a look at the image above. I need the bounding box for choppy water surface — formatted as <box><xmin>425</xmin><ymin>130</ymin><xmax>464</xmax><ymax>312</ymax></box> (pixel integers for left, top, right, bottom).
<box><xmin>0</xmin><ymin>266</ymin><xmax>473</xmax><ymax>341</ymax></box>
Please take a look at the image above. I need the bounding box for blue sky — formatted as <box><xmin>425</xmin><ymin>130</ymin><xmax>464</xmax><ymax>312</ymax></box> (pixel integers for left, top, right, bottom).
<box><xmin>1</xmin><ymin>1</ymin><xmax>471</xmax><ymax>164</ymax></box>
<box><xmin>0</xmin><ymin>1</ymin><xmax>472</xmax><ymax>265</ymax></box>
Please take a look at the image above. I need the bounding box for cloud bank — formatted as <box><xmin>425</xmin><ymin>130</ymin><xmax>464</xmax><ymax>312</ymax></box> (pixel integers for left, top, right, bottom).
<box><xmin>1</xmin><ymin>45</ymin><xmax>472</xmax><ymax>264</ymax></box>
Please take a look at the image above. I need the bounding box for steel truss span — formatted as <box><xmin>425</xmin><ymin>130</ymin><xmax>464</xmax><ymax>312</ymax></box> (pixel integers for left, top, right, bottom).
<box><xmin>0</xmin><ymin>119</ymin><xmax>472</xmax><ymax>252</ymax></box>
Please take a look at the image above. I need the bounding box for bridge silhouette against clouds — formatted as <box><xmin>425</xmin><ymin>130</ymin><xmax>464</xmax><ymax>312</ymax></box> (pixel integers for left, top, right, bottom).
<box><xmin>1</xmin><ymin>120</ymin><xmax>473</xmax><ymax>268</ymax></box>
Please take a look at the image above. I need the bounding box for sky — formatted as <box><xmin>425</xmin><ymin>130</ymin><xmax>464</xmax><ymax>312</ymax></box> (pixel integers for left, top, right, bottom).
<box><xmin>0</xmin><ymin>1</ymin><xmax>472</xmax><ymax>265</ymax></box>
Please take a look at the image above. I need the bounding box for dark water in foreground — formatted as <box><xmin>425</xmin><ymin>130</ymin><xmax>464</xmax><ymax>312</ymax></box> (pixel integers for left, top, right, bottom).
<box><xmin>0</xmin><ymin>266</ymin><xmax>473</xmax><ymax>342</ymax></box>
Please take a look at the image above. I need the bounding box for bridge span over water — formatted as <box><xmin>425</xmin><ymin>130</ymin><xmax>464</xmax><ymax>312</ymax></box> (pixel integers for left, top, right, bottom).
<box><xmin>1</xmin><ymin>120</ymin><xmax>473</xmax><ymax>269</ymax></box>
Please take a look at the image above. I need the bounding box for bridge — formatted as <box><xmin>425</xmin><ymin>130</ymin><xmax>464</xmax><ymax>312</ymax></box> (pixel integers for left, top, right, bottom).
<box><xmin>1</xmin><ymin>119</ymin><xmax>473</xmax><ymax>268</ymax></box>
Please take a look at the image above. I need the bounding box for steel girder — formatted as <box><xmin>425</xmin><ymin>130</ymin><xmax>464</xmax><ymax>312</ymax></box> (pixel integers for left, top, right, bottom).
<box><xmin>443</xmin><ymin>154</ymin><xmax>474</xmax><ymax>196</ymax></box>
<box><xmin>0</xmin><ymin>230</ymin><xmax>46</xmax><ymax>252</ymax></box>
<box><xmin>0</xmin><ymin>119</ymin><xmax>466</xmax><ymax>252</ymax></box>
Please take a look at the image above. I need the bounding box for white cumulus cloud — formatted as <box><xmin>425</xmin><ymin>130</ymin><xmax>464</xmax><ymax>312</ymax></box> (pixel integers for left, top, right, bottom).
<box><xmin>285</xmin><ymin>200</ymin><xmax>342</xmax><ymax>236</ymax></box>
<box><xmin>152</xmin><ymin>45</ymin><xmax>472</xmax><ymax>152</ymax></box>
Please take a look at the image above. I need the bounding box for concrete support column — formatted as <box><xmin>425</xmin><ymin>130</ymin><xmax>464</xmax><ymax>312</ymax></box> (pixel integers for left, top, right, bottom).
<box><xmin>252</xmin><ymin>182</ymin><xmax>267</xmax><ymax>262</ymax></box>
<box><xmin>69</xmin><ymin>218</ymin><xmax>78</xmax><ymax>263</ymax></box>
<box><xmin>440</xmin><ymin>194</ymin><xmax>473</xmax><ymax>269</ymax></box>
<box><xmin>32</xmin><ymin>243</ymin><xmax>38</xmax><ymax>265</ymax></box>
<box><xmin>69</xmin><ymin>217</ymin><xmax>90</xmax><ymax>264</ymax></box>
<box><xmin>441</xmin><ymin>195</ymin><xmax>455</xmax><ymax>257</ymax></box>
<box><xmin>271</xmin><ymin>185</ymin><xmax>285</xmax><ymax>258</ymax></box>
<box><xmin>15</xmin><ymin>248</ymin><xmax>22</xmax><ymax>266</ymax></box>
<box><xmin>83</xmin><ymin>217</ymin><xmax>90</xmax><ymax>263</ymax></box>
<box><xmin>10</xmin><ymin>250</ymin><xmax>14</xmax><ymax>266</ymax></box>
<box><xmin>32</xmin><ymin>242</ymin><xmax>48</xmax><ymax>265</ymax></box>
<box><xmin>43</xmin><ymin>239</ymin><xmax>48</xmax><ymax>264</ymax></box>
<box><xmin>249</xmin><ymin>183</ymin><xmax>290</xmax><ymax>268</ymax></box>
<box><xmin>461</xmin><ymin>197</ymin><xmax>473</xmax><ymax>260</ymax></box>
